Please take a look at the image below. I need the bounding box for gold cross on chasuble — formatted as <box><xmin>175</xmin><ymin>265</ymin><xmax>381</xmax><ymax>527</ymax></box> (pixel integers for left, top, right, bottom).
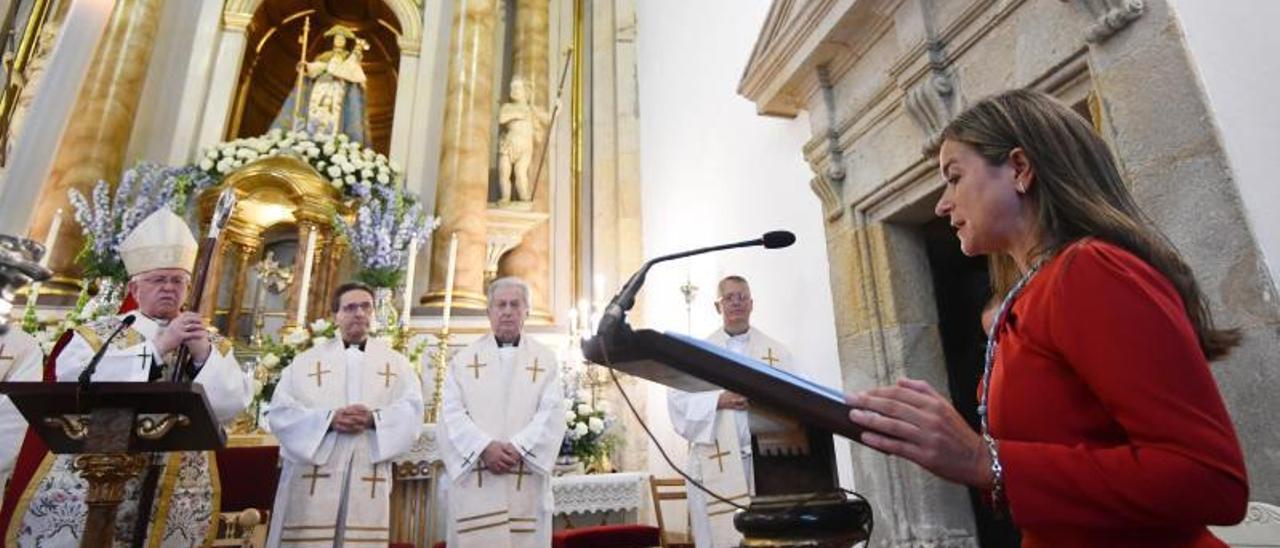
<box><xmin>466</xmin><ymin>354</ymin><xmax>486</xmax><ymax>379</ymax></box>
<box><xmin>303</xmin><ymin>465</ymin><xmax>330</xmax><ymax>496</ymax></box>
<box><xmin>709</xmin><ymin>440</ymin><xmax>731</xmax><ymax>473</ymax></box>
<box><xmin>308</xmin><ymin>361</ymin><xmax>331</xmax><ymax>387</ymax></box>
<box><xmin>377</xmin><ymin>362</ymin><xmax>397</xmax><ymax>387</ymax></box>
<box><xmin>362</xmin><ymin>465</ymin><xmax>386</xmax><ymax>498</ymax></box>
<box><xmin>513</xmin><ymin>460</ymin><xmax>531</xmax><ymax>491</ymax></box>
<box><xmin>761</xmin><ymin>347</ymin><xmax>780</xmax><ymax>367</ymax></box>
<box><xmin>525</xmin><ymin>358</ymin><xmax>545</xmax><ymax>383</ymax></box>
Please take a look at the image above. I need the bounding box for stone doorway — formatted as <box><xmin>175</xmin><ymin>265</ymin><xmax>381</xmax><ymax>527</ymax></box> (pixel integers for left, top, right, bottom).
<box><xmin>921</xmin><ymin>217</ymin><xmax>1019</xmax><ymax>547</ymax></box>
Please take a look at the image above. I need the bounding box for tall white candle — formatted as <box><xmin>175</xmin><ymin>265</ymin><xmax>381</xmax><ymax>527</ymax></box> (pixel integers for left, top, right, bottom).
<box><xmin>593</xmin><ymin>273</ymin><xmax>605</xmax><ymax>306</ymax></box>
<box><xmin>296</xmin><ymin>226</ymin><xmax>317</xmax><ymax>325</ymax></box>
<box><xmin>441</xmin><ymin>233</ymin><xmax>458</xmax><ymax>333</ymax></box>
<box><xmin>401</xmin><ymin>236</ymin><xmax>419</xmax><ymax>324</ymax></box>
<box><xmin>39</xmin><ymin>209</ymin><xmax>62</xmax><ymax>268</ymax></box>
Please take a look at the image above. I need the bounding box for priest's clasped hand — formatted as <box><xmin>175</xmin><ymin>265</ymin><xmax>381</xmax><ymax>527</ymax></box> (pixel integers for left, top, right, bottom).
<box><xmin>481</xmin><ymin>440</ymin><xmax>524</xmax><ymax>474</ymax></box>
<box><xmin>846</xmin><ymin>378</ymin><xmax>994</xmax><ymax>489</ymax></box>
<box><xmin>331</xmin><ymin>404</ymin><xmax>375</xmax><ymax>433</ymax></box>
<box><xmin>154</xmin><ymin>311</ymin><xmax>212</xmax><ymax>363</ymax></box>
<box><xmin>717</xmin><ymin>391</ymin><xmax>749</xmax><ymax>410</ymax></box>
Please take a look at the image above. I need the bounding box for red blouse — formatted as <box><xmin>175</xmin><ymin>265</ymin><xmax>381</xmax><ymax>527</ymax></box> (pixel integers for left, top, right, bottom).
<box><xmin>990</xmin><ymin>239</ymin><xmax>1247</xmax><ymax>547</ymax></box>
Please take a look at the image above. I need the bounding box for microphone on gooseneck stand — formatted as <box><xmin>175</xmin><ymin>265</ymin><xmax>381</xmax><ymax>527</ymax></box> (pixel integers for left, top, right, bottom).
<box><xmin>595</xmin><ymin>230</ymin><xmax>796</xmax><ymax>342</ymax></box>
<box><xmin>77</xmin><ymin>315</ymin><xmax>138</xmax><ymax>391</ymax></box>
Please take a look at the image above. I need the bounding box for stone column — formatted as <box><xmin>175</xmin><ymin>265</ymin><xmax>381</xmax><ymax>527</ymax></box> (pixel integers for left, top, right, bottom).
<box><xmin>497</xmin><ymin>0</ymin><xmax>552</xmax><ymax>316</ymax></box>
<box><xmin>194</xmin><ymin>13</ymin><xmax>249</xmax><ymax>152</ymax></box>
<box><xmin>425</xmin><ymin>0</ymin><xmax>499</xmax><ymax>312</ymax></box>
<box><xmin>27</xmin><ymin>0</ymin><xmax>163</xmax><ymax>278</ymax></box>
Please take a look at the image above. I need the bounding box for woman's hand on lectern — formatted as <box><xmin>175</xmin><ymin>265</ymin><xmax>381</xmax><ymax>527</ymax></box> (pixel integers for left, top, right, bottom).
<box><xmin>846</xmin><ymin>378</ymin><xmax>993</xmax><ymax>489</ymax></box>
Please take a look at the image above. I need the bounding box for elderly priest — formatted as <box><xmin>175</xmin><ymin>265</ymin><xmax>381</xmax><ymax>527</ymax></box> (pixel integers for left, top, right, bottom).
<box><xmin>1</xmin><ymin>208</ymin><xmax>253</xmax><ymax>547</ymax></box>
<box><xmin>266</xmin><ymin>282</ymin><xmax>423</xmax><ymax>547</ymax></box>
<box><xmin>439</xmin><ymin>277</ymin><xmax>566</xmax><ymax>548</ymax></box>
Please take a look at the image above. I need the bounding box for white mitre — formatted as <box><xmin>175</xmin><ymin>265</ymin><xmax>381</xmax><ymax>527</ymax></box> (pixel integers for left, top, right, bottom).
<box><xmin>119</xmin><ymin>208</ymin><xmax>198</xmax><ymax>276</ymax></box>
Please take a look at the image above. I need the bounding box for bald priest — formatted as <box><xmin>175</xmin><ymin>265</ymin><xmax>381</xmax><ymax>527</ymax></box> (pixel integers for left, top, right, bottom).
<box><xmin>0</xmin><ymin>208</ymin><xmax>253</xmax><ymax>547</ymax></box>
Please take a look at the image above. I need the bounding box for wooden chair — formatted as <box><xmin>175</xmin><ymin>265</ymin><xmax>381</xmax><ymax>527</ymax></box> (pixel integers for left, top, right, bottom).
<box><xmin>1210</xmin><ymin>501</ymin><xmax>1280</xmax><ymax>547</ymax></box>
<box><xmin>649</xmin><ymin>476</ymin><xmax>694</xmax><ymax>548</ymax></box>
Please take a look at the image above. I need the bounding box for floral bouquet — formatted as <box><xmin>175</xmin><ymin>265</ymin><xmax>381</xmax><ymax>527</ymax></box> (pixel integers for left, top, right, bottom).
<box><xmin>560</xmin><ymin>396</ymin><xmax>620</xmax><ymax>473</ymax></box>
<box><xmin>197</xmin><ymin>129</ymin><xmax>403</xmax><ymax>201</ymax></box>
<box><xmin>249</xmin><ymin>318</ymin><xmax>338</xmax><ymax>428</ymax></box>
<box><xmin>332</xmin><ymin>188</ymin><xmax>438</xmax><ymax>289</ymax></box>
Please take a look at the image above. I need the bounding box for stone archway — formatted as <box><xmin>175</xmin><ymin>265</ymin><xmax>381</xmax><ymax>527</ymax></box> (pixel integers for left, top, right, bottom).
<box><xmin>224</xmin><ymin>0</ymin><xmax>422</xmax><ymax>51</ymax></box>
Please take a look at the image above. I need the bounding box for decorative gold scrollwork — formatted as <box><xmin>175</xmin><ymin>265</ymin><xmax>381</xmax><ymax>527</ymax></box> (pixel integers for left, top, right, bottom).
<box><xmin>135</xmin><ymin>414</ymin><xmax>191</xmax><ymax>440</ymax></box>
<box><xmin>43</xmin><ymin>414</ymin><xmax>90</xmax><ymax>440</ymax></box>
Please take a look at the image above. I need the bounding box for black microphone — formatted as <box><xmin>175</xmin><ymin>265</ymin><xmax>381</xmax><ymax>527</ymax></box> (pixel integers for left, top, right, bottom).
<box><xmin>77</xmin><ymin>315</ymin><xmax>138</xmax><ymax>389</ymax></box>
<box><xmin>596</xmin><ymin>230</ymin><xmax>795</xmax><ymax>340</ymax></box>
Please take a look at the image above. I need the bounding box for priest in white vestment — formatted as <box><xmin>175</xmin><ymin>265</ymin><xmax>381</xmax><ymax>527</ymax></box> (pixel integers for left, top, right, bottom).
<box><xmin>0</xmin><ymin>327</ymin><xmax>42</xmax><ymax>493</ymax></box>
<box><xmin>266</xmin><ymin>281</ymin><xmax>424</xmax><ymax>547</ymax></box>
<box><xmin>668</xmin><ymin>275</ymin><xmax>798</xmax><ymax>548</ymax></box>
<box><xmin>5</xmin><ymin>208</ymin><xmax>252</xmax><ymax>547</ymax></box>
<box><xmin>438</xmin><ymin>277</ymin><xmax>566</xmax><ymax>548</ymax></box>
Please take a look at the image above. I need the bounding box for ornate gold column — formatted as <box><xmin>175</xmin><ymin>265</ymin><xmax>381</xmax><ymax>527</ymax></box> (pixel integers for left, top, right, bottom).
<box><xmin>225</xmin><ymin>240</ymin><xmax>260</xmax><ymax>340</ymax></box>
<box><xmin>497</xmin><ymin>0</ymin><xmax>552</xmax><ymax>317</ymax></box>
<box><xmin>27</xmin><ymin>0</ymin><xmax>163</xmax><ymax>279</ymax></box>
<box><xmin>424</xmin><ymin>0</ymin><xmax>500</xmax><ymax>312</ymax></box>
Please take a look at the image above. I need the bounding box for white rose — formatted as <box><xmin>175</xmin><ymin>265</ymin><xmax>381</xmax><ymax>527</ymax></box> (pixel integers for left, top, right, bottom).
<box><xmin>199</xmin><ymin>158</ymin><xmax>214</xmax><ymax>171</ymax></box>
<box><xmin>311</xmin><ymin>336</ymin><xmax>328</xmax><ymax>347</ymax></box>
<box><xmin>376</xmin><ymin>173</ymin><xmax>389</xmax><ymax>184</ymax></box>
<box><xmin>345</xmin><ymin>174</ymin><xmax>356</xmax><ymax>185</ymax></box>
<box><xmin>306</xmin><ymin>148</ymin><xmax>320</xmax><ymax>158</ymax></box>
<box><xmin>575</xmin><ymin>403</ymin><xmax>592</xmax><ymax>416</ymax></box>
<box><xmin>565</xmin><ymin>410</ymin><xmax>576</xmax><ymax>424</ymax></box>
<box><xmin>568</xmin><ymin>426</ymin><xmax>581</xmax><ymax>440</ymax></box>
<box><xmin>322</xmin><ymin>142</ymin><xmax>336</xmax><ymax>155</ymax></box>
<box><xmin>341</xmin><ymin>162</ymin><xmax>356</xmax><ymax>174</ymax></box>
<box><xmin>573</xmin><ymin>422</ymin><xmax>589</xmax><ymax>438</ymax></box>
<box><xmin>310</xmin><ymin>319</ymin><xmax>332</xmax><ymax>332</ymax></box>
<box><xmin>333</xmin><ymin>154</ymin><xmax>348</xmax><ymax>166</ymax></box>
<box><xmin>260</xmin><ymin>353</ymin><xmax>280</xmax><ymax>367</ymax></box>
<box><xmin>588</xmin><ymin>416</ymin><xmax>604</xmax><ymax>434</ymax></box>
<box><xmin>360</xmin><ymin>168</ymin><xmax>373</xmax><ymax>179</ymax></box>
<box><xmin>284</xmin><ymin>329</ymin><xmax>310</xmax><ymax>346</ymax></box>
<box><xmin>327</xmin><ymin>165</ymin><xmax>343</xmax><ymax>178</ymax></box>
<box><xmin>337</xmin><ymin>133</ymin><xmax>349</xmax><ymax>143</ymax></box>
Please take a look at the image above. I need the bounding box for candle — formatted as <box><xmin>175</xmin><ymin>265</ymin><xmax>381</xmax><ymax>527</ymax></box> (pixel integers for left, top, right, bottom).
<box><xmin>441</xmin><ymin>233</ymin><xmax>458</xmax><ymax>333</ymax></box>
<box><xmin>578</xmin><ymin>298</ymin><xmax>591</xmax><ymax>333</ymax></box>
<box><xmin>568</xmin><ymin>306</ymin><xmax>579</xmax><ymax>334</ymax></box>
<box><xmin>39</xmin><ymin>209</ymin><xmax>62</xmax><ymax>268</ymax></box>
<box><xmin>593</xmin><ymin>273</ymin><xmax>605</xmax><ymax>305</ymax></box>
<box><xmin>296</xmin><ymin>225</ymin><xmax>317</xmax><ymax>325</ymax></box>
<box><xmin>401</xmin><ymin>236</ymin><xmax>419</xmax><ymax>325</ymax></box>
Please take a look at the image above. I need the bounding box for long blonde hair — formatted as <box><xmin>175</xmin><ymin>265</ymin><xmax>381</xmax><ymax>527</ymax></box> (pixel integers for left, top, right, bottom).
<box><xmin>942</xmin><ymin>89</ymin><xmax>1239</xmax><ymax>360</ymax></box>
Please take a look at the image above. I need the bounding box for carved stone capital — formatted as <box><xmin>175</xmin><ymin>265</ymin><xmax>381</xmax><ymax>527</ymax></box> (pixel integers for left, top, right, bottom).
<box><xmin>903</xmin><ymin>69</ymin><xmax>961</xmax><ymax>155</ymax></box>
<box><xmin>1075</xmin><ymin>0</ymin><xmax>1145</xmax><ymax>43</ymax></box>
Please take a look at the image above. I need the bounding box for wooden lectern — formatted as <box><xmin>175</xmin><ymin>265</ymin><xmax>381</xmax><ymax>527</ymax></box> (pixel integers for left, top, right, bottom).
<box><xmin>0</xmin><ymin>382</ymin><xmax>227</xmax><ymax>548</ymax></box>
<box><xmin>584</xmin><ymin>329</ymin><xmax>873</xmax><ymax>547</ymax></box>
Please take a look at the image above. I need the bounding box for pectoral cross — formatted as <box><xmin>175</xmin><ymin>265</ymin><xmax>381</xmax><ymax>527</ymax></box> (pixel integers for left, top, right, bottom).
<box><xmin>361</xmin><ymin>465</ymin><xmax>387</xmax><ymax>498</ymax></box>
<box><xmin>513</xmin><ymin>459</ymin><xmax>531</xmax><ymax>491</ymax></box>
<box><xmin>708</xmin><ymin>440</ymin><xmax>731</xmax><ymax>473</ymax></box>
<box><xmin>466</xmin><ymin>354</ymin><xmax>486</xmax><ymax>380</ymax></box>
<box><xmin>377</xmin><ymin>362</ymin><xmax>397</xmax><ymax>387</ymax></box>
<box><xmin>525</xmin><ymin>358</ymin><xmax>545</xmax><ymax>383</ymax></box>
<box><xmin>309</xmin><ymin>361</ymin><xmax>331</xmax><ymax>387</ymax></box>
<box><xmin>303</xmin><ymin>465</ymin><xmax>330</xmax><ymax>496</ymax></box>
<box><xmin>761</xmin><ymin>347</ymin><xmax>780</xmax><ymax>367</ymax></box>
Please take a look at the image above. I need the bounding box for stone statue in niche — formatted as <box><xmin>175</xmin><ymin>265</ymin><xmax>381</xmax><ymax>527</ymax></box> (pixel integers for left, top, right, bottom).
<box><xmin>271</xmin><ymin>24</ymin><xmax>372</xmax><ymax>146</ymax></box>
<box><xmin>495</xmin><ymin>77</ymin><xmax>548</xmax><ymax>208</ymax></box>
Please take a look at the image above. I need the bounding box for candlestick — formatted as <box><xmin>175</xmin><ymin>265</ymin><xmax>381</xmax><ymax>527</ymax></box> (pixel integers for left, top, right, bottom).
<box><xmin>296</xmin><ymin>225</ymin><xmax>317</xmax><ymax>325</ymax></box>
<box><xmin>402</xmin><ymin>236</ymin><xmax>419</xmax><ymax>325</ymax></box>
<box><xmin>441</xmin><ymin>233</ymin><xmax>458</xmax><ymax>333</ymax></box>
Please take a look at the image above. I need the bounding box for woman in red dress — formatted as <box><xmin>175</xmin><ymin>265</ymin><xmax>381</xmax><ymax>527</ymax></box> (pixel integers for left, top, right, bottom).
<box><xmin>847</xmin><ymin>89</ymin><xmax>1248</xmax><ymax>547</ymax></box>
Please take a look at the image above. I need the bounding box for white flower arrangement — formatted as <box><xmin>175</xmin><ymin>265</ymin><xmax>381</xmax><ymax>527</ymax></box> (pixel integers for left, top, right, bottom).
<box><xmin>198</xmin><ymin>128</ymin><xmax>403</xmax><ymax>201</ymax></box>
<box><xmin>560</xmin><ymin>396</ymin><xmax>619</xmax><ymax>470</ymax></box>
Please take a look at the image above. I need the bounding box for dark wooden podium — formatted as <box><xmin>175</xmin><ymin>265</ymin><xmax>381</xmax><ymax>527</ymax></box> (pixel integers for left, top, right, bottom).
<box><xmin>0</xmin><ymin>382</ymin><xmax>227</xmax><ymax>548</ymax></box>
<box><xmin>584</xmin><ymin>329</ymin><xmax>873</xmax><ymax>547</ymax></box>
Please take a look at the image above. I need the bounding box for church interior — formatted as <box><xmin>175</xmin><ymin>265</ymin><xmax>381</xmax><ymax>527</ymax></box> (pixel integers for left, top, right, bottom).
<box><xmin>0</xmin><ymin>0</ymin><xmax>1278</xmax><ymax>546</ymax></box>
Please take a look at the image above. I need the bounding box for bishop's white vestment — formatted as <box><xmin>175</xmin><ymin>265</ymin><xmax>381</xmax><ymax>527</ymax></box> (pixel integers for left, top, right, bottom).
<box><xmin>266</xmin><ymin>337</ymin><xmax>423</xmax><ymax>547</ymax></box>
<box><xmin>667</xmin><ymin>327</ymin><xmax>795</xmax><ymax>548</ymax></box>
<box><xmin>438</xmin><ymin>334</ymin><xmax>566</xmax><ymax>548</ymax></box>
<box><xmin>8</xmin><ymin>311</ymin><xmax>251</xmax><ymax>547</ymax></box>
<box><xmin>0</xmin><ymin>328</ymin><xmax>42</xmax><ymax>492</ymax></box>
